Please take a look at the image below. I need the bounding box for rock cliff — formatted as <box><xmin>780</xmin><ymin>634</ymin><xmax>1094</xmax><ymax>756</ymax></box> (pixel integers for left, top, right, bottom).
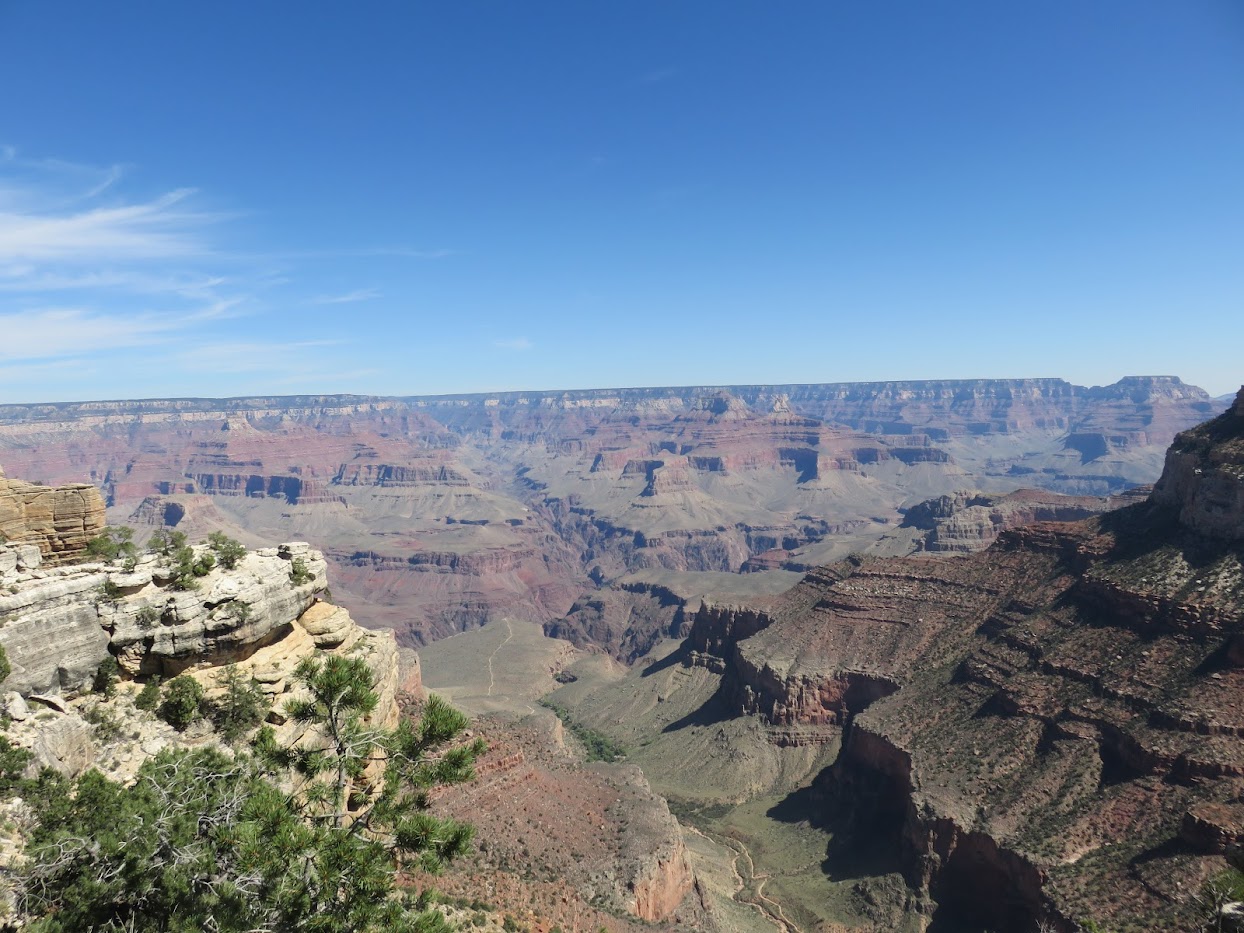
<box><xmin>671</xmin><ymin>389</ymin><xmax>1244</xmax><ymax>931</ymax></box>
<box><xmin>0</xmin><ymin>471</ymin><xmax>105</xmax><ymax>564</ymax></box>
<box><xmin>1153</xmin><ymin>385</ymin><xmax>1244</xmax><ymax>541</ymax></box>
<box><xmin>0</xmin><ymin>535</ymin><xmax>330</xmax><ymax>693</ymax></box>
<box><xmin>900</xmin><ymin>486</ymin><xmax>1140</xmax><ymax>552</ymax></box>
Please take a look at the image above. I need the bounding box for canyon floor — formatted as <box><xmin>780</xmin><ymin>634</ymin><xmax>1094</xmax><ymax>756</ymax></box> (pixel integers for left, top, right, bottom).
<box><xmin>421</xmin><ymin>622</ymin><xmax>920</xmax><ymax>932</ymax></box>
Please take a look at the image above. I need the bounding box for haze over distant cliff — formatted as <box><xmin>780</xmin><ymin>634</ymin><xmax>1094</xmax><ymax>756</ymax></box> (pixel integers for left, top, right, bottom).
<box><xmin>0</xmin><ymin>376</ymin><xmax>1223</xmax><ymax>648</ymax></box>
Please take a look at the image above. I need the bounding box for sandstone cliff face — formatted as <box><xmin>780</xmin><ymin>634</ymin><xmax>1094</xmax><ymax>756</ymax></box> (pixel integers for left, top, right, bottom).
<box><xmin>0</xmin><ymin>544</ymin><xmax>110</xmax><ymax>694</ymax></box>
<box><xmin>0</xmin><ymin>473</ymin><xmax>105</xmax><ymax>564</ymax></box>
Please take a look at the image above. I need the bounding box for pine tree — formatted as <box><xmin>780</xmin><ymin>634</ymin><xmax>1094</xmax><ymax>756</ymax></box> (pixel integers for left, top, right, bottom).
<box><xmin>17</xmin><ymin>650</ymin><xmax>484</xmax><ymax>932</ymax></box>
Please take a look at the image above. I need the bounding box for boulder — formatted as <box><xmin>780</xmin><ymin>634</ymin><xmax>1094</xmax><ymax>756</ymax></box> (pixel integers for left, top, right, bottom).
<box><xmin>30</xmin><ymin>714</ymin><xmax>97</xmax><ymax>777</ymax></box>
<box><xmin>297</xmin><ymin>601</ymin><xmax>355</xmax><ymax>648</ymax></box>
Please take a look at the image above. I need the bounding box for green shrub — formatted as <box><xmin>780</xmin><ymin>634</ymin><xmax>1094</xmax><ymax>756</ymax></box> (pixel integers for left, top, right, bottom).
<box><xmin>147</xmin><ymin>529</ymin><xmax>187</xmax><ymax>557</ymax></box>
<box><xmin>158</xmin><ymin>675</ymin><xmax>206</xmax><ymax>730</ymax></box>
<box><xmin>134</xmin><ymin>676</ymin><xmax>162</xmax><ymax>712</ymax></box>
<box><xmin>136</xmin><ymin>606</ymin><xmax>160</xmax><ymax>626</ymax></box>
<box><xmin>206</xmin><ymin>532</ymin><xmax>247</xmax><ymax>570</ymax></box>
<box><xmin>0</xmin><ymin>643</ymin><xmax>10</xmax><ymax>686</ymax></box>
<box><xmin>0</xmin><ymin>736</ymin><xmax>31</xmax><ymax>794</ymax></box>
<box><xmin>85</xmin><ymin>526</ymin><xmax>136</xmax><ymax>566</ymax></box>
<box><xmin>288</xmin><ymin>557</ymin><xmax>313</xmax><ymax>586</ymax></box>
<box><xmin>82</xmin><ymin>702</ymin><xmax>123</xmax><ymax>742</ymax></box>
<box><xmin>100</xmin><ymin>579</ymin><xmax>124</xmax><ymax>602</ymax></box>
<box><xmin>289</xmin><ymin>556</ymin><xmax>313</xmax><ymax>586</ymax></box>
<box><xmin>210</xmin><ymin>666</ymin><xmax>269</xmax><ymax>742</ymax></box>
<box><xmin>92</xmin><ymin>656</ymin><xmax>120</xmax><ymax>698</ymax></box>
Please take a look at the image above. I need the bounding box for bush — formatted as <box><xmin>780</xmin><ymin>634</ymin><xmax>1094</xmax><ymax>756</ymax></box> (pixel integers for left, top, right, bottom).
<box><xmin>289</xmin><ymin>556</ymin><xmax>313</xmax><ymax>586</ymax></box>
<box><xmin>206</xmin><ymin>532</ymin><xmax>247</xmax><ymax>570</ymax></box>
<box><xmin>158</xmin><ymin>675</ymin><xmax>206</xmax><ymax>730</ymax></box>
<box><xmin>0</xmin><ymin>643</ymin><xmax>10</xmax><ymax>686</ymax></box>
<box><xmin>0</xmin><ymin>737</ymin><xmax>31</xmax><ymax>794</ymax></box>
<box><xmin>85</xmin><ymin>526</ymin><xmax>136</xmax><ymax>566</ymax></box>
<box><xmin>134</xmin><ymin>675</ymin><xmax>162</xmax><ymax>712</ymax></box>
<box><xmin>210</xmin><ymin>666</ymin><xmax>269</xmax><ymax>742</ymax></box>
<box><xmin>92</xmin><ymin>656</ymin><xmax>120</xmax><ymax>698</ymax></box>
<box><xmin>147</xmin><ymin>529</ymin><xmax>187</xmax><ymax>557</ymax></box>
<box><xmin>82</xmin><ymin>702</ymin><xmax>123</xmax><ymax>742</ymax></box>
<box><xmin>14</xmin><ymin>658</ymin><xmax>484</xmax><ymax>931</ymax></box>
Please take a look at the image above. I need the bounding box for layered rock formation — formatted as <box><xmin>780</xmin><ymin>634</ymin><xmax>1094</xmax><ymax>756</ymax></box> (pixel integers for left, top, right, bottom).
<box><xmin>664</xmin><ymin>390</ymin><xmax>1244</xmax><ymax>930</ymax></box>
<box><xmin>0</xmin><ymin>533</ymin><xmax>329</xmax><ymax>693</ymax></box>
<box><xmin>0</xmin><ymin>500</ymin><xmax>404</xmax><ymax>789</ymax></box>
<box><xmin>0</xmin><ymin>469</ymin><xmax>105</xmax><ymax>564</ymax></box>
<box><xmin>0</xmin><ymin>377</ymin><xmax>1221</xmax><ymax>647</ymax></box>
<box><xmin>900</xmin><ymin>486</ymin><xmax>1141</xmax><ymax>553</ymax></box>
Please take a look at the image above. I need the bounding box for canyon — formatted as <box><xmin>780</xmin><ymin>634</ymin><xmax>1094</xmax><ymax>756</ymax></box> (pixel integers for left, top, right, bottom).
<box><xmin>0</xmin><ymin>375</ymin><xmax>1237</xmax><ymax>931</ymax></box>
<box><xmin>0</xmin><ymin>376</ymin><xmax>1221</xmax><ymax>651</ymax></box>
<box><xmin>554</xmin><ymin>387</ymin><xmax>1244</xmax><ymax>931</ymax></box>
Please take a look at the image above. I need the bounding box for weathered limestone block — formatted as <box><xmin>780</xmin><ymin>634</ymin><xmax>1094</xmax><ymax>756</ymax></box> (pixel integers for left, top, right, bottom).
<box><xmin>0</xmin><ymin>476</ymin><xmax>106</xmax><ymax>564</ymax></box>
<box><xmin>0</xmin><ymin>570</ymin><xmax>111</xmax><ymax>694</ymax></box>
<box><xmin>297</xmin><ymin>601</ymin><xmax>355</xmax><ymax>648</ymax></box>
<box><xmin>30</xmin><ymin>714</ymin><xmax>97</xmax><ymax>777</ymax></box>
<box><xmin>107</xmin><ymin>546</ymin><xmax>328</xmax><ymax>676</ymax></box>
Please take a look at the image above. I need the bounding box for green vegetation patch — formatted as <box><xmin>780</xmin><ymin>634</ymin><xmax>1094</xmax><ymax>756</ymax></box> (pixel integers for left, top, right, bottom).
<box><xmin>538</xmin><ymin>699</ymin><xmax>627</xmax><ymax>762</ymax></box>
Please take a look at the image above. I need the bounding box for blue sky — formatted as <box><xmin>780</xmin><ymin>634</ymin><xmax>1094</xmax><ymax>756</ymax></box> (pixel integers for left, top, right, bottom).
<box><xmin>0</xmin><ymin>1</ymin><xmax>1241</xmax><ymax>402</ymax></box>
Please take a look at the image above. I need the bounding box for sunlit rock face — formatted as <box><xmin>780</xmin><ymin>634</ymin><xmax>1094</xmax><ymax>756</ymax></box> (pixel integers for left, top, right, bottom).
<box><xmin>1153</xmin><ymin>386</ymin><xmax>1244</xmax><ymax>541</ymax></box>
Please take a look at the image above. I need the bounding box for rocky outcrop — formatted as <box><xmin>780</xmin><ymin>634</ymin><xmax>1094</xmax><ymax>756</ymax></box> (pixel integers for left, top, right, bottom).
<box><xmin>104</xmin><ymin>542</ymin><xmax>327</xmax><ymax>677</ymax></box>
<box><xmin>901</xmin><ymin>487</ymin><xmax>1129</xmax><ymax>552</ymax></box>
<box><xmin>0</xmin><ymin>536</ymin><xmax>328</xmax><ymax>692</ymax></box>
<box><xmin>0</xmin><ymin>554</ymin><xmax>113</xmax><ymax>694</ymax></box>
<box><xmin>1153</xmin><ymin>386</ymin><xmax>1244</xmax><ymax>541</ymax></box>
<box><xmin>624</xmin><ymin>817</ymin><xmax>694</xmax><ymax>921</ymax></box>
<box><xmin>0</xmin><ymin>473</ymin><xmax>106</xmax><ymax>563</ymax></box>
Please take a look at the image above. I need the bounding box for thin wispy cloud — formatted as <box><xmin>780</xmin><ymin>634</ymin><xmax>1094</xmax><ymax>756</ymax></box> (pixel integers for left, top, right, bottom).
<box><xmin>493</xmin><ymin>337</ymin><xmax>533</xmax><ymax>351</ymax></box>
<box><xmin>257</xmin><ymin>246</ymin><xmax>456</xmax><ymax>262</ymax></box>
<box><xmin>312</xmin><ymin>287</ymin><xmax>381</xmax><ymax>305</ymax></box>
<box><xmin>0</xmin><ymin>188</ymin><xmax>210</xmax><ymax>262</ymax></box>
<box><xmin>0</xmin><ymin>150</ymin><xmax>256</xmax><ymax>374</ymax></box>
<box><xmin>0</xmin><ymin>148</ymin><xmax>452</xmax><ymax>400</ymax></box>
<box><xmin>637</xmin><ymin>67</ymin><xmax>677</xmax><ymax>85</ymax></box>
